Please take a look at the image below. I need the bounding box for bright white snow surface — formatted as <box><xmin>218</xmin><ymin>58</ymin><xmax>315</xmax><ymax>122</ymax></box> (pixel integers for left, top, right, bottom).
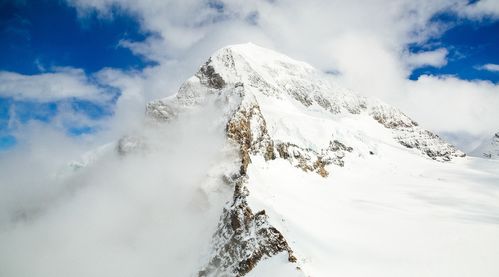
<box><xmin>0</xmin><ymin>43</ymin><xmax>498</xmax><ymax>277</ymax></box>
<box><xmin>247</xmin><ymin>153</ymin><xmax>499</xmax><ymax>277</ymax></box>
<box><xmin>241</xmin><ymin>86</ymin><xmax>499</xmax><ymax>276</ymax></box>
<box><xmin>209</xmin><ymin>44</ymin><xmax>499</xmax><ymax>277</ymax></box>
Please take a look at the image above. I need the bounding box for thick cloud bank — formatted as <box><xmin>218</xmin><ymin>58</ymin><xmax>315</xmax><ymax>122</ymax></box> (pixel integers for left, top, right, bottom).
<box><xmin>65</xmin><ymin>0</ymin><xmax>499</xmax><ymax>149</ymax></box>
<box><xmin>0</xmin><ymin>98</ymin><xmax>239</xmax><ymax>276</ymax></box>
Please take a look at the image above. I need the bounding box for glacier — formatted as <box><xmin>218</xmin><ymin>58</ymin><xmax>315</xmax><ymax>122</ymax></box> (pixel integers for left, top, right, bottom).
<box><xmin>0</xmin><ymin>43</ymin><xmax>498</xmax><ymax>277</ymax></box>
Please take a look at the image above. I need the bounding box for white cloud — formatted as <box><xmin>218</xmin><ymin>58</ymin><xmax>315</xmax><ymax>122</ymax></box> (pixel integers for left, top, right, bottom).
<box><xmin>60</xmin><ymin>0</ymin><xmax>499</xmax><ymax>151</ymax></box>
<box><xmin>0</xmin><ymin>95</ymin><xmax>234</xmax><ymax>277</ymax></box>
<box><xmin>0</xmin><ymin>67</ymin><xmax>123</xmax><ymax>153</ymax></box>
<box><xmin>455</xmin><ymin>0</ymin><xmax>499</xmax><ymax>19</ymax></box>
<box><xmin>478</xmin><ymin>63</ymin><xmax>499</xmax><ymax>72</ymax></box>
<box><xmin>0</xmin><ymin>68</ymin><xmax>109</xmax><ymax>102</ymax></box>
<box><xmin>0</xmin><ymin>1</ymin><xmax>495</xmax><ymax>150</ymax></box>
<box><xmin>1</xmin><ymin>1</ymin><xmax>499</xmax><ymax>275</ymax></box>
<box><xmin>405</xmin><ymin>48</ymin><xmax>448</xmax><ymax>69</ymax></box>
<box><xmin>404</xmin><ymin>75</ymin><xmax>499</xmax><ymax>136</ymax></box>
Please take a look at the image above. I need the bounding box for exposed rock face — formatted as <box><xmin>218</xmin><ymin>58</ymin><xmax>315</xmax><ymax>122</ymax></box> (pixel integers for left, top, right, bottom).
<box><xmin>140</xmin><ymin>43</ymin><xmax>467</xmax><ymax>275</ymax></box>
<box><xmin>116</xmin><ymin>135</ymin><xmax>146</xmax><ymax>156</ymax></box>
<box><xmin>197</xmin><ymin>59</ymin><xmax>227</xmax><ymax>89</ymax></box>
<box><xmin>370</xmin><ymin>103</ymin><xmax>465</xmax><ymax>161</ymax></box>
<box><xmin>146</xmin><ymin>43</ymin><xmax>464</xmax><ymax>164</ymax></box>
<box><xmin>189</xmin><ymin>63</ymin><xmax>297</xmax><ymax>276</ymax></box>
<box><xmin>370</xmin><ymin>104</ymin><xmax>418</xmax><ymax>129</ymax></box>
<box><xmin>226</xmin><ymin>102</ymin><xmax>275</xmax><ymax>175</ymax></box>
<box><xmin>199</xmin><ymin>177</ymin><xmax>296</xmax><ymax>277</ymax></box>
<box><xmin>275</xmin><ymin>139</ymin><xmax>353</xmax><ymax>177</ymax></box>
<box><xmin>146</xmin><ymin>100</ymin><xmax>178</xmax><ymax>121</ymax></box>
<box><xmin>225</xmin><ymin>96</ymin><xmax>353</xmax><ymax>179</ymax></box>
<box><xmin>199</xmin><ymin>74</ymin><xmax>357</xmax><ymax>274</ymax></box>
<box><xmin>395</xmin><ymin>129</ymin><xmax>465</xmax><ymax>161</ymax></box>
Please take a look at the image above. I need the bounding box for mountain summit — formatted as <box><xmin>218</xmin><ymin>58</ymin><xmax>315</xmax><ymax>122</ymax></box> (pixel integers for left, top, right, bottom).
<box><xmin>141</xmin><ymin>43</ymin><xmax>485</xmax><ymax>276</ymax></box>
<box><xmin>148</xmin><ymin>43</ymin><xmax>464</xmax><ymax>164</ymax></box>
<box><xmin>9</xmin><ymin>44</ymin><xmax>498</xmax><ymax>277</ymax></box>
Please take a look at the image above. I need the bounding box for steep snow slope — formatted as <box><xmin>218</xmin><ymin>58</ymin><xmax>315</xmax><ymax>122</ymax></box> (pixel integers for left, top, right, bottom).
<box><xmin>2</xmin><ymin>43</ymin><xmax>497</xmax><ymax>277</ymax></box>
<box><xmin>246</xmin><ymin>146</ymin><xmax>499</xmax><ymax>277</ymax></box>
<box><xmin>471</xmin><ymin>132</ymin><xmax>499</xmax><ymax>159</ymax></box>
<box><xmin>145</xmin><ymin>43</ymin><xmax>497</xmax><ymax>276</ymax></box>
<box><xmin>149</xmin><ymin>43</ymin><xmax>464</xmax><ymax>165</ymax></box>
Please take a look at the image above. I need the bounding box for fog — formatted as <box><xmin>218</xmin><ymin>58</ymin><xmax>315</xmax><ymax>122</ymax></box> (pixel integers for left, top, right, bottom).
<box><xmin>0</xmin><ymin>97</ymin><xmax>239</xmax><ymax>276</ymax></box>
<box><xmin>2</xmin><ymin>1</ymin><xmax>499</xmax><ymax>275</ymax></box>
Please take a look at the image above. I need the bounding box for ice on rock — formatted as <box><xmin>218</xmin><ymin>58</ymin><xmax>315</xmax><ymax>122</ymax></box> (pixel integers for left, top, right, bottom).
<box><xmin>62</xmin><ymin>43</ymin><xmax>490</xmax><ymax>277</ymax></box>
<box><xmin>9</xmin><ymin>44</ymin><xmax>499</xmax><ymax>277</ymax></box>
<box><xmin>143</xmin><ymin>43</ymin><xmax>468</xmax><ymax>275</ymax></box>
<box><xmin>148</xmin><ymin>42</ymin><xmax>464</xmax><ymax>163</ymax></box>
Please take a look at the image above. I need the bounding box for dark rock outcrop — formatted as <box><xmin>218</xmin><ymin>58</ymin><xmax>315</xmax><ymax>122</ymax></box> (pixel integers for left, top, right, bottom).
<box><xmin>200</xmin><ymin>178</ymin><xmax>296</xmax><ymax>277</ymax></box>
<box><xmin>197</xmin><ymin>59</ymin><xmax>226</xmax><ymax>89</ymax></box>
<box><xmin>370</xmin><ymin>104</ymin><xmax>465</xmax><ymax>161</ymax></box>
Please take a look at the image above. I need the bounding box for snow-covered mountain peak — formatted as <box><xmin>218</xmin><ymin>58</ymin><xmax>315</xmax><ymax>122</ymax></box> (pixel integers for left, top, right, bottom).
<box><xmin>148</xmin><ymin>43</ymin><xmax>464</xmax><ymax>164</ymax></box>
<box><xmin>198</xmin><ymin>42</ymin><xmax>366</xmax><ymax>113</ymax></box>
<box><xmin>143</xmin><ymin>43</ymin><xmax>467</xmax><ymax>275</ymax></box>
<box><xmin>13</xmin><ymin>44</ymin><xmax>499</xmax><ymax>277</ymax></box>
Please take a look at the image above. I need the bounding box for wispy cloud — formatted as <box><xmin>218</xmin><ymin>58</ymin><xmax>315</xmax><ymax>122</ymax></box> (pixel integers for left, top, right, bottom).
<box><xmin>455</xmin><ymin>0</ymin><xmax>499</xmax><ymax>19</ymax></box>
<box><xmin>0</xmin><ymin>68</ymin><xmax>110</xmax><ymax>102</ymax></box>
<box><xmin>477</xmin><ymin>63</ymin><xmax>499</xmax><ymax>72</ymax></box>
<box><xmin>405</xmin><ymin>48</ymin><xmax>448</xmax><ymax>69</ymax></box>
<box><xmin>0</xmin><ymin>1</ymin><xmax>498</xmax><ymax>275</ymax></box>
<box><xmin>60</xmin><ymin>0</ymin><xmax>499</xmax><ymax>151</ymax></box>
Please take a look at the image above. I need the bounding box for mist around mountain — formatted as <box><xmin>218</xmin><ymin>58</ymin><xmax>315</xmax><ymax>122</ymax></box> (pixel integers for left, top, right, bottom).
<box><xmin>1</xmin><ymin>44</ymin><xmax>498</xmax><ymax>277</ymax></box>
<box><xmin>471</xmin><ymin>132</ymin><xmax>499</xmax><ymax>159</ymax></box>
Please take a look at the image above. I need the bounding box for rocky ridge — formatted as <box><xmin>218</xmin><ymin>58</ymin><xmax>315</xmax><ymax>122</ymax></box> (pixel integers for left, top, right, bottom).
<box><xmin>199</xmin><ymin>176</ymin><xmax>297</xmax><ymax>277</ymax></box>
<box><xmin>142</xmin><ymin>43</ymin><xmax>466</xmax><ymax>275</ymax></box>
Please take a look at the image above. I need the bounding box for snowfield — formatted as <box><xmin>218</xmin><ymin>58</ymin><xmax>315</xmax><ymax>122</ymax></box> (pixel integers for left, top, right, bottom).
<box><xmin>247</xmin><ymin>149</ymin><xmax>499</xmax><ymax>276</ymax></box>
<box><xmin>1</xmin><ymin>43</ymin><xmax>498</xmax><ymax>277</ymax></box>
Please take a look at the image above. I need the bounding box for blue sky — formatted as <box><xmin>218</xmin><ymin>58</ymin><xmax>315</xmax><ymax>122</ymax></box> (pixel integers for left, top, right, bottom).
<box><xmin>0</xmin><ymin>0</ymin><xmax>498</xmax><ymax>151</ymax></box>
<box><xmin>0</xmin><ymin>0</ymin><xmax>150</xmax><ymax>74</ymax></box>
<box><xmin>409</xmin><ymin>14</ymin><xmax>499</xmax><ymax>82</ymax></box>
<box><xmin>0</xmin><ymin>0</ymin><xmax>148</xmax><ymax>149</ymax></box>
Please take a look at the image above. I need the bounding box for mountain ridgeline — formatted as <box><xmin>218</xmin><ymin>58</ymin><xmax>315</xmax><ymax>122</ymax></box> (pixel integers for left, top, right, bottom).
<box><xmin>136</xmin><ymin>43</ymin><xmax>465</xmax><ymax>276</ymax></box>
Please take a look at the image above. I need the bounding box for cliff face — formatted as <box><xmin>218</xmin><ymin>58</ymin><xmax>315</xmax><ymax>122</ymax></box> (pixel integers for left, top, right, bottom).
<box><xmin>47</xmin><ymin>43</ymin><xmax>499</xmax><ymax>277</ymax></box>
<box><xmin>148</xmin><ymin>43</ymin><xmax>464</xmax><ymax>166</ymax></box>
<box><xmin>199</xmin><ymin>176</ymin><xmax>297</xmax><ymax>277</ymax></box>
<box><xmin>142</xmin><ymin>43</ymin><xmax>466</xmax><ymax>276</ymax></box>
